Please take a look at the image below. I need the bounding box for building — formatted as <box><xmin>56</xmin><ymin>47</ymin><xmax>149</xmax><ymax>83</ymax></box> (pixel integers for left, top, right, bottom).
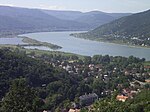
<box><xmin>144</xmin><ymin>66</ymin><xmax>150</xmax><ymax>71</ymax></box>
<box><xmin>79</xmin><ymin>93</ymin><xmax>98</xmax><ymax>106</ymax></box>
<box><xmin>116</xmin><ymin>95</ymin><xmax>128</xmax><ymax>102</ymax></box>
<box><xmin>43</xmin><ymin>110</ymin><xmax>51</xmax><ymax>112</ymax></box>
<box><xmin>145</xmin><ymin>79</ymin><xmax>150</xmax><ymax>83</ymax></box>
<box><xmin>69</xmin><ymin>109</ymin><xmax>80</xmax><ymax>112</ymax></box>
<box><xmin>66</xmin><ymin>65</ymin><xmax>72</xmax><ymax>71</ymax></box>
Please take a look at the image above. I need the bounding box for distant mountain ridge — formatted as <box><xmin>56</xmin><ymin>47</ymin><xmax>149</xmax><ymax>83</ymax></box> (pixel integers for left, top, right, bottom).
<box><xmin>42</xmin><ymin>10</ymin><xmax>83</xmax><ymax>20</ymax></box>
<box><xmin>0</xmin><ymin>6</ymin><xmax>89</xmax><ymax>37</ymax></box>
<box><xmin>74</xmin><ymin>9</ymin><xmax>150</xmax><ymax>47</ymax></box>
<box><xmin>0</xmin><ymin>5</ymin><xmax>131</xmax><ymax>37</ymax></box>
<box><xmin>43</xmin><ymin>10</ymin><xmax>131</xmax><ymax>29</ymax></box>
<box><xmin>74</xmin><ymin>11</ymin><xmax>115</xmax><ymax>29</ymax></box>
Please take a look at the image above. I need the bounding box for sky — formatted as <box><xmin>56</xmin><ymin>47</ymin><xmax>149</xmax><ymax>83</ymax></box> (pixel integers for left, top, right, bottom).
<box><xmin>0</xmin><ymin>0</ymin><xmax>150</xmax><ymax>13</ymax></box>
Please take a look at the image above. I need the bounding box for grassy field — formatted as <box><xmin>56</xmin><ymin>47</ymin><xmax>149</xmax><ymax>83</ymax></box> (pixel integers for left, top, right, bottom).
<box><xmin>71</xmin><ymin>34</ymin><xmax>150</xmax><ymax>49</ymax></box>
<box><xmin>0</xmin><ymin>44</ymin><xmax>84</xmax><ymax>59</ymax></box>
<box><xmin>143</xmin><ymin>61</ymin><xmax>150</xmax><ymax>66</ymax></box>
<box><xmin>19</xmin><ymin>36</ymin><xmax>62</xmax><ymax>50</ymax></box>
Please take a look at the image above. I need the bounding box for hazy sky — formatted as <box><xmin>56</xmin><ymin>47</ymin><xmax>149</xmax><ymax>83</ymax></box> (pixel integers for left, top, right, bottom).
<box><xmin>0</xmin><ymin>0</ymin><xmax>150</xmax><ymax>13</ymax></box>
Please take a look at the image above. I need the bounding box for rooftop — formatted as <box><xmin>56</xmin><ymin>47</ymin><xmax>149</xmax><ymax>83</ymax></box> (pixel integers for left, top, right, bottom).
<box><xmin>79</xmin><ymin>93</ymin><xmax>98</xmax><ymax>100</ymax></box>
<box><xmin>116</xmin><ymin>95</ymin><xmax>128</xmax><ymax>102</ymax></box>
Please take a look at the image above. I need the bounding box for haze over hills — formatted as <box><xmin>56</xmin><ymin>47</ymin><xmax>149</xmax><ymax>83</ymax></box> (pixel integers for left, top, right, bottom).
<box><xmin>43</xmin><ymin>10</ymin><xmax>131</xmax><ymax>29</ymax></box>
<box><xmin>0</xmin><ymin>6</ymin><xmax>89</xmax><ymax>36</ymax></box>
<box><xmin>74</xmin><ymin>11</ymin><xmax>115</xmax><ymax>28</ymax></box>
<box><xmin>74</xmin><ymin>9</ymin><xmax>150</xmax><ymax>47</ymax></box>
<box><xmin>0</xmin><ymin>5</ymin><xmax>132</xmax><ymax>37</ymax></box>
<box><xmin>42</xmin><ymin>10</ymin><xmax>83</xmax><ymax>20</ymax></box>
<box><xmin>0</xmin><ymin>1</ymin><xmax>150</xmax><ymax>111</ymax></box>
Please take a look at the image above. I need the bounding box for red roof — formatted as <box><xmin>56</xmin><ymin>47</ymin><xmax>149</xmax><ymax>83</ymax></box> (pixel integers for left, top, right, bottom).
<box><xmin>116</xmin><ymin>95</ymin><xmax>128</xmax><ymax>102</ymax></box>
<box><xmin>144</xmin><ymin>66</ymin><xmax>150</xmax><ymax>69</ymax></box>
<box><xmin>145</xmin><ymin>79</ymin><xmax>150</xmax><ymax>83</ymax></box>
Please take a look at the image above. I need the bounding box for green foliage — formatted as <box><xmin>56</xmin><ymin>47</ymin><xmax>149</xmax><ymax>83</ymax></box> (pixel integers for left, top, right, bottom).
<box><xmin>44</xmin><ymin>94</ymin><xmax>63</xmax><ymax>110</ymax></box>
<box><xmin>0</xmin><ymin>48</ymin><xmax>148</xmax><ymax>111</ymax></box>
<box><xmin>0</xmin><ymin>49</ymin><xmax>77</xmax><ymax>110</ymax></box>
<box><xmin>1</xmin><ymin>78</ymin><xmax>42</xmax><ymax>112</ymax></box>
<box><xmin>92</xmin><ymin>79</ymin><xmax>105</xmax><ymax>97</ymax></box>
<box><xmin>76</xmin><ymin>9</ymin><xmax>150</xmax><ymax>47</ymax></box>
<box><xmin>83</xmin><ymin>56</ymin><xmax>92</xmax><ymax>65</ymax></box>
<box><xmin>91</xmin><ymin>90</ymin><xmax>150</xmax><ymax>112</ymax></box>
<box><xmin>21</xmin><ymin>37</ymin><xmax>62</xmax><ymax>50</ymax></box>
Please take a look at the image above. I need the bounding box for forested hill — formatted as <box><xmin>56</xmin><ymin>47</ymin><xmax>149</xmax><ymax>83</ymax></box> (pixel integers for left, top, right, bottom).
<box><xmin>0</xmin><ymin>6</ymin><xmax>89</xmax><ymax>37</ymax></box>
<box><xmin>0</xmin><ymin>48</ymin><xmax>80</xmax><ymax>111</ymax></box>
<box><xmin>74</xmin><ymin>11</ymin><xmax>115</xmax><ymax>28</ymax></box>
<box><xmin>73</xmin><ymin>9</ymin><xmax>150</xmax><ymax>47</ymax></box>
<box><xmin>43</xmin><ymin>10</ymin><xmax>131</xmax><ymax>29</ymax></box>
<box><xmin>90</xmin><ymin>9</ymin><xmax>150</xmax><ymax>39</ymax></box>
<box><xmin>0</xmin><ymin>47</ymin><xmax>149</xmax><ymax>111</ymax></box>
<box><xmin>78</xmin><ymin>10</ymin><xmax>150</xmax><ymax>40</ymax></box>
<box><xmin>0</xmin><ymin>6</ymin><xmax>131</xmax><ymax>37</ymax></box>
<box><xmin>81</xmin><ymin>90</ymin><xmax>150</xmax><ymax>112</ymax></box>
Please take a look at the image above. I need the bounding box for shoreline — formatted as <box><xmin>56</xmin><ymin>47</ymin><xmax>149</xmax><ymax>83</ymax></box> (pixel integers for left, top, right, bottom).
<box><xmin>0</xmin><ymin>34</ymin><xmax>62</xmax><ymax>50</ymax></box>
<box><xmin>1</xmin><ymin>30</ymin><xmax>150</xmax><ymax>50</ymax></box>
<box><xmin>71</xmin><ymin>35</ymin><xmax>150</xmax><ymax>50</ymax></box>
<box><xmin>1</xmin><ymin>31</ymin><xmax>150</xmax><ymax>61</ymax></box>
<box><xmin>0</xmin><ymin>44</ymin><xmax>84</xmax><ymax>60</ymax></box>
<box><xmin>18</xmin><ymin>36</ymin><xmax>62</xmax><ymax>50</ymax></box>
<box><xmin>0</xmin><ymin>31</ymin><xmax>84</xmax><ymax>50</ymax></box>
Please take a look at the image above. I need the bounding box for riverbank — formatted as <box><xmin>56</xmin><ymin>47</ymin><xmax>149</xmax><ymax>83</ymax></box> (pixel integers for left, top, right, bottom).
<box><xmin>1</xmin><ymin>31</ymin><xmax>150</xmax><ymax>60</ymax></box>
<box><xmin>19</xmin><ymin>36</ymin><xmax>62</xmax><ymax>50</ymax></box>
<box><xmin>18</xmin><ymin>36</ymin><xmax>62</xmax><ymax>50</ymax></box>
<box><xmin>71</xmin><ymin>33</ymin><xmax>150</xmax><ymax>49</ymax></box>
<box><xmin>0</xmin><ymin>44</ymin><xmax>84</xmax><ymax>60</ymax></box>
<box><xmin>0</xmin><ymin>31</ymin><xmax>62</xmax><ymax>50</ymax></box>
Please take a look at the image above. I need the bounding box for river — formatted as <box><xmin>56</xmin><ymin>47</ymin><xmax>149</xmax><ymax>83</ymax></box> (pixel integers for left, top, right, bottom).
<box><xmin>0</xmin><ymin>32</ymin><xmax>150</xmax><ymax>60</ymax></box>
<box><xmin>20</xmin><ymin>31</ymin><xmax>150</xmax><ymax>60</ymax></box>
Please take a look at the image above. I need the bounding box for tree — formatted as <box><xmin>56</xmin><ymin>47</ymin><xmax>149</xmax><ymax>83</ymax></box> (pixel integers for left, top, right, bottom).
<box><xmin>1</xmin><ymin>78</ymin><xmax>42</xmax><ymax>112</ymax></box>
<box><xmin>83</xmin><ymin>56</ymin><xmax>91</xmax><ymax>65</ymax></box>
<box><xmin>92</xmin><ymin>79</ymin><xmax>105</xmax><ymax>97</ymax></box>
<box><xmin>44</xmin><ymin>94</ymin><xmax>63</xmax><ymax>110</ymax></box>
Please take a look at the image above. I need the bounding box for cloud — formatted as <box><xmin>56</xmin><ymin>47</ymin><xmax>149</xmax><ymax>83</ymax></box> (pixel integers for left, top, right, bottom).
<box><xmin>39</xmin><ymin>4</ymin><xmax>67</xmax><ymax>10</ymax></box>
<box><xmin>0</xmin><ymin>3</ymin><xmax>15</xmax><ymax>7</ymax></box>
<box><xmin>0</xmin><ymin>3</ymin><xmax>67</xmax><ymax>11</ymax></box>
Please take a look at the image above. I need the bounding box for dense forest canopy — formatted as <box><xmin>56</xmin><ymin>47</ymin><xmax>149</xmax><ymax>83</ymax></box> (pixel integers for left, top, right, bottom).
<box><xmin>0</xmin><ymin>48</ymin><xmax>149</xmax><ymax>111</ymax></box>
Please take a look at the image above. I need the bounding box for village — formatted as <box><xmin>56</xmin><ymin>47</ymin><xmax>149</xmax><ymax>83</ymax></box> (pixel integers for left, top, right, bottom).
<box><xmin>30</xmin><ymin>54</ymin><xmax>150</xmax><ymax>112</ymax></box>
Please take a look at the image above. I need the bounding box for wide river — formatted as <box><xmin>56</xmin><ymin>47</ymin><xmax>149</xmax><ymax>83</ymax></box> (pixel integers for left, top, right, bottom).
<box><xmin>21</xmin><ymin>31</ymin><xmax>150</xmax><ymax>60</ymax></box>
<box><xmin>1</xmin><ymin>31</ymin><xmax>150</xmax><ymax>60</ymax></box>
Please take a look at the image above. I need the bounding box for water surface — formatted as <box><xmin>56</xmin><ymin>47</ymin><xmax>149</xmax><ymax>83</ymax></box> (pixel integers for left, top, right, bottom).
<box><xmin>0</xmin><ymin>37</ymin><xmax>24</xmax><ymax>45</ymax></box>
<box><xmin>22</xmin><ymin>31</ymin><xmax>150</xmax><ymax>60</ymax></box>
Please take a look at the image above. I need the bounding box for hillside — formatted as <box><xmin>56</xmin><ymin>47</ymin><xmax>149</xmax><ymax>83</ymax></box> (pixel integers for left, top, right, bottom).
<box><xmin>0</xmin><ymin>15</ymin><xmax>32</xmax><ymax>30</ymax></box>
<box><xmin>0</xmin><ymin>48</ymin><xmax>82</xmax><ymax>111</ymax></box>
<box><xmin>75</xmin><ymin>11</ymin><xmax>115</xmax><ymax>29</ymax></box>
<box><xmin>81</xmin><ymin>90</ymin><xmax>150</xmax><ymax>112</ymax></box>
<box><xmin>0</xmin><ymin>6</ymin><xmax>89</xmax><ymax>37</ymax></box>
<box><xmin>43</xmin><ymin>10</ymin><xmax>131</xmax><ymax>29</ymax></box>
<box><xmin>0</xmin><ymin>47</ymin><xmax>149</xmax><ymax>111</ymax></box>
<box><xmin>74</xmin><ymin>9</ymin><xmax>150</xmax><ymax>47</ymax></box>
<box><xmin>0</xmin><ymin>6</ymin><xmax>132</xmax><ymax>37</ymax></box>
<box><xmin>42</xmin><ymin>10</ymin><xmax>83</xmax><ymax>20</ymax></box>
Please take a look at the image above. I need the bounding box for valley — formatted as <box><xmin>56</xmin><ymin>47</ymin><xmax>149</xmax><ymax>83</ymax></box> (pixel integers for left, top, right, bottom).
<box><xmin>0</xmin><ymin>4</ymin><xmax>150</xmax><ymax>112</ymax></box>
<box><xmin>73</xmin><ymin>9</ymin><xmax>150</xmax><ymax>49</ymax></box>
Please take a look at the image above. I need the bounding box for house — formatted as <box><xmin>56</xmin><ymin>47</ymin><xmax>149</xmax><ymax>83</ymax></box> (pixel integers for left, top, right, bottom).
<box><xmin>124</xmin><ymin>70</ymin><xmax>131</xmax><ymax>76</ymax></box>
<box><xmin>79</xmin><ymin>93</ymin><xmax>98</xmax><ymax>106</ymax></box>
<box><xmin>89</xmin><ymin>64</ymin><xmax>94</xmax><ymax>70</ymax></box>
<box><xmin>69</xmin><ymin>109</ymin><xmax>80</xmax><ymax>112</ymax></box>
<box><xmin>66</xmin><ymin>65</ymin><xmax>72</xmax><ymax>71</ymax></box>
<box><xmin>116</xmin><ymin>95</ymin><xmax>128</xmax><ymax>102</ymax></box>
<box><xmin>144</xmin><ymin>65</ymin><xmax>150</xmax><ymax>71</ymax></box>
<box><xmin>43</xmin><ymin>110</ymin><xmax>51</xmax><ymax>112</ymax></box>
<box><xmin>122</xmin><ymin>88</ymin><xmax>130</xmax><ymax>94</ymax></box>
<box><xmin>145</xmin><ymin>79</ymin><xmax>150</xmax><ymax>83</ymax></box>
